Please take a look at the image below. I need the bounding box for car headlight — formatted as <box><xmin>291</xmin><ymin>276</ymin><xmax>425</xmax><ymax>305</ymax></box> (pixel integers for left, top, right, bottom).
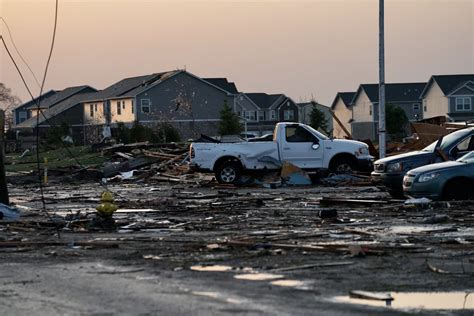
<box><xmin>356</xmin><ymin>146</ymin><xmax>369</xmax><ymax>156</ymax></box>
<box><xmin>417</xmin><ymin>172</ymin><xmax>440</xmax><ymax>183</ymax></box>
<box><xmin>386</xmin><ymin>162</ymin><xmax>403</xmax><ymax>172</ymax></box>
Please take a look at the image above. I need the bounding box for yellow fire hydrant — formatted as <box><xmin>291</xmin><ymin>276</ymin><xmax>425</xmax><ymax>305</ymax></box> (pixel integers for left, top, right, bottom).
<box><xmin>96</xmin><ymin>191</ymin><xmax>118</xmax><ymax>218</ymax></box>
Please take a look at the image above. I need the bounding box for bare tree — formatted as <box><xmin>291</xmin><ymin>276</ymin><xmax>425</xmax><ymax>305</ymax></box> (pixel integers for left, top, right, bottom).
<box><xmin>0</xmin><ymin>83</ymin><xmax>21</xmax><ymax>130</ymax></box>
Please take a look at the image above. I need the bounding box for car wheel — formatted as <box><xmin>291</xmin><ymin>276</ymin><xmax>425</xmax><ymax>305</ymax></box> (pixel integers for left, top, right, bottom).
<box><xmin>442</xmin><ymin>178</ymin><xmax>474</xmax><ymax>201</ymax></box>
<box><xmin>330</xmin><ymin>157</ymin><xmax>355</xmax><ymax>174</ymax></box>
<box><xmin>215</xmin><ymin>161</ymin><xmax>241</xmax><ymax>184</ymax></box>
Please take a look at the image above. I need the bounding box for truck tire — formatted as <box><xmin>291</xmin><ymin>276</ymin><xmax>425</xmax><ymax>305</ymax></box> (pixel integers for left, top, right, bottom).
<box><xmin>215</xmin><ymin>161</ymin><xmax>242</xmax><ymax>184</ymax></box>
<box><xmin>442</xmin><ymin>179</ymin><xmax>474</xmax><ymax>200</ymax></box>
<box><xmin>329</xmin><ymin>157</ymin><xmax>355</xmax><ymax>174</ymax></box>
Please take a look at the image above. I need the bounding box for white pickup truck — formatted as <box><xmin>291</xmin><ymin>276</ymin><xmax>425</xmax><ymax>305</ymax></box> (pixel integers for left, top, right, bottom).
<box><xmin>190</xmin><ymin>122</ymin><xmax>373</xmax><ymax>184</ymax></box>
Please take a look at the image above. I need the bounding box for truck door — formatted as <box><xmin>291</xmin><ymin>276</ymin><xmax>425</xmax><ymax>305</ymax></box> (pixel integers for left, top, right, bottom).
<box><xmin>280</xmin><ymin>125</ymin><xmax>323</xmax><ymax>168</ymax></box>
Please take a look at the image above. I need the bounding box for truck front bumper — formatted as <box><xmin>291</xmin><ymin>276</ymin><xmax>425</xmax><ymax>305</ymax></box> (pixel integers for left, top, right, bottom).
<box><xmin>356</xmin><ymin>158</ymin><xmax>374</xmax><ymax>173</ymax></box>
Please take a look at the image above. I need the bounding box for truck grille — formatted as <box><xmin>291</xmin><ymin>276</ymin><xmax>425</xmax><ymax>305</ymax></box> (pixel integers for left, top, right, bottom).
<box><xmin>374</xmin><ymin>163</ymin><xmax>384</xmax><ymax>172</ymax></box>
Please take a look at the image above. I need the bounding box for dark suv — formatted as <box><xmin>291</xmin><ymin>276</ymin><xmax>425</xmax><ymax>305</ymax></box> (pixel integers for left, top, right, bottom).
<box><xmin>371</xmin><ymin>127</ymin><xmax>474</xmax><ymax>197</ymax></box>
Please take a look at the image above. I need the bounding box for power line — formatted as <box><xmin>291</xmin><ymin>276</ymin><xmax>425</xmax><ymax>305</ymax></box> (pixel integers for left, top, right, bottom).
<box><xmin>0</xmin><ymin>17</ymin><xmax>42</xmax><ymax>89</ymax></box>
<box><xmin>35</xmin><ymin>0</ymin><xmax>60</xmax><ymax>237</ymax></box>
<box><xmin>1</xmin><ymin>34</ymin><xmax>123</xmax><ymax>200</ymax></box>
<box><xmin>2</xmin><ymin>1</ymin><xmax>124</xmax><ymax>222</ymax></box>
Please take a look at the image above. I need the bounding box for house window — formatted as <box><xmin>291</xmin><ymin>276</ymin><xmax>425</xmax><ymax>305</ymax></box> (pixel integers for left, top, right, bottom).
<box><xmin>455</xmin><ymin>97</ymin><xmax>471</xmax><ymax>111</ymax></box>
<box><xmin>258</xmin><ymin>111</ymin><xmax>265</xmax><ymax>121</ymax></box>
<box><xmin>90</xmin><ymin>104</ymin><xmax>94</xmax><ymax>117</ymax></box>
<box><xmin>283</xmin><ymin>110</ymin><xmax>294</xmax><ymax>121</ymax></box>
<box><xmin>131</xmin><ymin>100</ymin><xmax>134</xmax><ymax>114</ymax></box>
<box><xmin>244</xmin><ymin>111</ymin><xmax>256</xmax><ymax>121</ymax></box>
<box><xmin>423</xmin><ymin>100</ymin><xmax>427</xmax><ymax>112</ymax></box>
<box><xmin>141</xmin><ymin>99</ymin><xmax>151</xmax><ymax>114</ymax></box>
<box><xmin>122</xmin><ymin>101</ymin><xmax>126</xmax><ymax>109</ymax></box>
<box><xmin>117</xmin><ymin>102</ymin><xmax>122</xmax><ymax>115</ymax></box>
<box><xmin>413</xmin><ymin>103</ymin><xmax>420</xmax><ymax>111</ymax></box>
<box><xmin>269</xmin><ymin>110</ymin><xmax>276</xmax><ymax>120</ymax></box>
<box><xmin>18</xmin><ymin>111</ymin><xmax>27</xmax><ymax>123</ymax></box>
<box><xmin>369</xmin><ymin>105</ymin><xmax>372</xmax><ymax>116</ymax></box>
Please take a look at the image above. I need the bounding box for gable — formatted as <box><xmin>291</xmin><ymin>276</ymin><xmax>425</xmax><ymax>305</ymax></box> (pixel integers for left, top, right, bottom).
<box><xmin>236</xmin><ymin>94</ymin><xmax>259</xmax><ymax>110</ymax></box>
<box><xmin>450</xmin><ymin>86</ymin><xmax>474</xmax><ymax>96</ymax></box>
<box><xmin>352</xmin><ymin>88</ymin><xmax>370</xmax><ymax>106</ymax></box>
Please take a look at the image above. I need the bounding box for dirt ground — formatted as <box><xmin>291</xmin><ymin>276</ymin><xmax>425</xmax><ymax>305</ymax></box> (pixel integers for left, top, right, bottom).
<box><xmin>1</xmin><ymin>178</ymin><xmax>473</xmax><ymax>315</ymax></box>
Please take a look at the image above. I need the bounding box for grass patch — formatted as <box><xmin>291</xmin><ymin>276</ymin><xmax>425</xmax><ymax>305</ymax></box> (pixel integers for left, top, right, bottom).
<box><xmin>5</xmin><ymin>146</ymin><xmax>106</xmax><ymax>172</ymax></box>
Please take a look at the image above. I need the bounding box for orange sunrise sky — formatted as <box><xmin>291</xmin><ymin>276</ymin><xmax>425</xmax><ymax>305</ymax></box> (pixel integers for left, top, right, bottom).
<box><xmin>1</xmin><ymin>0</ymin><xmax>473</xmax><ymax>105</ymax></box>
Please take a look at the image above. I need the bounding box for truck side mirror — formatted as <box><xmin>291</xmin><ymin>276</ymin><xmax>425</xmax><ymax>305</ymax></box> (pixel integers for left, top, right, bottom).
<box><xmin>311</xmin><ymin>143</ymin><xmax>320</xmax><ymax>150</ymax></box>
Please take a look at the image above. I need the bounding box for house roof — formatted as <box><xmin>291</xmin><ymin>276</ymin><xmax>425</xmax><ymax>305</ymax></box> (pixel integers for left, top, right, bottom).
<box><xmin>354</xmin><ymin>82</ymin><xmax>426</xmax><ymax>104</ymax></box>
<box><xmin>420</xmin><ymin>74</ymin><xmax>474</xmax><ymax>97</ymax></box>
<box><xmin>245</xmin><ymin>93</ymin><xmax>285</xmax><ymax>109</ymax></box>
<box><xmin>330</xmin><ymin>92</ymin><xmax>355</xmax><ymax>110</ymax></box>
<box><xmin>203</xmin><ymin>78</ymin><xmax>239</xmax><ymax>94</ymax></box>
<box><xmin>448</xmin><ymin>80</ymin><xmax>474</xmax><ymax>95</ymax></box>
<box><xmin>16</xmin><ymin>90</ymin><xmax>98</xmax><ymax>128</ymax></box>
<box><xmin>25</xmin><ymin>85</ymin><xmax>95</xmax><ymax>110</ymax></box>
<box><xmin>118</xmin><ymin>71</ymin><xmax>181</xmax><ymax>98</ymax></box>
<box><xmin>14</xmin><ymin>90</ymin><xmax>57</xmax><ymax>111</ymax></box>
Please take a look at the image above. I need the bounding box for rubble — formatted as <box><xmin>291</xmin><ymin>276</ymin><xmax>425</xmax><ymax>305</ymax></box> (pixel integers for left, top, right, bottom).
<box><xmin>2</xmin><ymin>139</ymin><xmax>474</xmax><ymax>314</ymax></box>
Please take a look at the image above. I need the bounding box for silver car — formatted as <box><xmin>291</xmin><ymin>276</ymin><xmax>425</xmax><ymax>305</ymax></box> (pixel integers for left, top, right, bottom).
<box><xmin>403</xmin><ymin>151</ymin><xmax>474</xmax><ymax>200</ymax></box>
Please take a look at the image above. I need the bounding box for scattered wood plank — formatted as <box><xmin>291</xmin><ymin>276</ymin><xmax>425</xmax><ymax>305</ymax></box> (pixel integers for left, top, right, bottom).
<box><xmin>271</xmin><ymin>261</ymin><xmax>354</xmax><ymax>272</ymax></box>
<box><xmin>319</xmin><ymin>197</ymin><xmax>390</xmax><ymax>206</ymax></box>
<box><xmin>349</xmin><ymin>290</ymin><xmax>393</xmax><ymax>301</ymax></box>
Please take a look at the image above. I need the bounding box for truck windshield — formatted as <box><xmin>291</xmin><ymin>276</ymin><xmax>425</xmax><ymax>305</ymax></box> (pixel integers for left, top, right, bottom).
<box><xmin>422</xmin><ymin>129</ymin><xmax>471</xmax><ymax>152</ymax></box>
<box><xmin>304</xmin><ymin>125</ymin><xmax>330</xmax><ymax>140</ymax></box>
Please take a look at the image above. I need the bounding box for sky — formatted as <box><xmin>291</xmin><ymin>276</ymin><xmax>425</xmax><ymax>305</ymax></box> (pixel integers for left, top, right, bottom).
<box><xmin>1</xmin><ymin>0</ymin><xmax>473</xmax><ymax>106</ymax></box>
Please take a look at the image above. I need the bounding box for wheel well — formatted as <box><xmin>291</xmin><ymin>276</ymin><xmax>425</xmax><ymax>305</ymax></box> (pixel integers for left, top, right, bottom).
<box><xmin>443</xmin><ymin>177</ymin><xmax>474</xmax><ymax>192</ymax></box>
<box><xmin>213</xmin><ymin>156</ymin><xmax>243</xmax><ymax>172</ymax></box>
<box><xmin>329</xmin><ymin>153</ymin><xmax>357</xmax><ymax>168</ymax></box>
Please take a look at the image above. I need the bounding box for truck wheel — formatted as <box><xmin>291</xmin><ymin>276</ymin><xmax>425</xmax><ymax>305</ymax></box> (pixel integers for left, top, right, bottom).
<box><xmin>442</xmin><ymin>179</ymin><xmax>474</xmax><ymax>200</ymax></box>
<box><xmin>215</xmin><ymin>162</ymin><xmax>241</xmax><ymax>184</ymax></box>
<box><xmin>330</xmin><ymin>157</ymin><xmax>355</xmax><ymax>174</ymax></box>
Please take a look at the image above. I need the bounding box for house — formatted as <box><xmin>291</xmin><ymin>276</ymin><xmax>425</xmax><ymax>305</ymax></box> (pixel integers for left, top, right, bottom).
<box><xmin>13</xmin><ymin>86</ymin><xmax>94</xmax><ymax>125</ymax></box>
<box><xmin>108</xmin><ymin>70</ymin><xmax>239</xmax><ymax>138</ymax></box>
<box><xmin>234</xmin><ymin>93</ymin><xmax>299</xmax><ymax>135</ymax></box>
<box><xmin>16</xmin><ymin>70</ymin><xmax>241</xmax><ymax>142</ymax></box>
<box><xmin>14</xmin><ymin>73</ymin><xmax>173</xmax><ymax>143</ymax></box>
<box><xmin>351</xmin><ymin>82</ymin><xmax>426</xmax><ymax>140</ymax></box>
<box><xmin>13</xmin><ymin>90</ymin><xmax>56</xmax><ymax>125</ymax></box>
<box><xmin>420</xmin><ymin>74</ymin><xmax>474</xmax><ymax>121</ymax></box>
<box><xmin>297</xmin><ymin>101</ymin><xmax>333</xmax><ymax>136</ymax></box>
<box><xmin>13</xmin><ymin>85</ymin><xmax>96</xmax><ymax>125</ymax></box>
<box><xmin>330</xmin><ymin>92</ymin><xmax>355</xmax><ymax>139</ymax></box>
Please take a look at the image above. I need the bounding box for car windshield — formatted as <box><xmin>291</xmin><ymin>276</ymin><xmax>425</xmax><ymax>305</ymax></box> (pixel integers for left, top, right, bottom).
<box><xmin>457</xmin><ymin>151</ymin><xmax>474</xmax><ymax>163</ymax></box>
<box><xmin>304</xmin><ymin>125</ymin><xmax>330</xmax><ymax>140</ymax></box>
<box><xmin>422</xmin><ymin>129</ymin><xmax>472</xmax><ymax>152</ymax></box>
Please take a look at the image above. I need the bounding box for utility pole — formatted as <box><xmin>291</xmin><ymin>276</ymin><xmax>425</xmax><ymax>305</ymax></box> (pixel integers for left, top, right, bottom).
<box><xmin>378</xmin><ymin>0</ymin><xmax>386</xmax><ymax>158</ymax></box>
<box><xmin>0</xmin><ymin>110</ymin><xmax>9</xmax><ymax>205</ymax></box>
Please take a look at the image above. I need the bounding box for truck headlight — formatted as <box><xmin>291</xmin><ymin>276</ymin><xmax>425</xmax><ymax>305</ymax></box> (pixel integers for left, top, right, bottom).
<box><xmin>386</xmin><ymin>162</ymin><xmax>403</xmax><ymax>172</ymax></box>
<box><xmin>418</xmin><ymin>172</ymin><xmax>439</xmax><ymax>183</ymax></box>
<box><xmin>356</xmin><ymin>146</ymin><xmax>369</xmax><ymax>156</ymax></box>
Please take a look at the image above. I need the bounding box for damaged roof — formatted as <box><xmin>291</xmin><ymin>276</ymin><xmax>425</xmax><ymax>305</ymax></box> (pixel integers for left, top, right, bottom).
<box><xmin>15</xmin><ymin>90</ymin><xmax>99</xmax><ymax>128</ymax></box>
<box><xmin>24</xmin><ymin>85</ymin><xmax>96</xmax><ymax>110</ymax></box>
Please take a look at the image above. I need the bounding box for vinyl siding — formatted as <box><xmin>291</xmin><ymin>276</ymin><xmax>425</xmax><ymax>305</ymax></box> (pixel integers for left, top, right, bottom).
<box><xmin>423</xmin><ymin>82</ymin><xmax>449</xmax><ymax>119</ymax></box>
<box><xmin>332</xmin><ymin>98</ymin><xmax>352</xmax><ymax>138</ymax></box>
